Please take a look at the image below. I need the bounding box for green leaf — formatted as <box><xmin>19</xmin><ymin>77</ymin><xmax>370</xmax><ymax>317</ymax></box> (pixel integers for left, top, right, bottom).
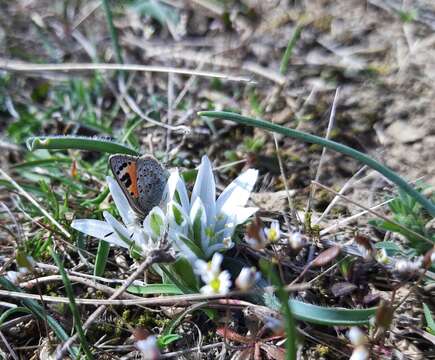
<box><xmin>131</xmin><ymin>0</ymin><xmax>179</xmax><ymax>27</ymax></box>
<box><xmin>51</xmin><ymin>249</ymin><xmax>94</xmax><ymax>359</ymax></box>
<box><xmin>26</xmin><ymin>135</ymin><xmax>139</xmax><ymax>156</ymax></box>
<box><xmin>374</xmin><ymin>241</ymin><xmax>404</xmax><ymax>255</ymax></box>
<box><xmin>198</xmin><ymin>111</ymin><xmax>435</xmax><ymax>217</ymax></box>
<box><xmin>150</xmin><ymin>212</ymin><xmax>164</xmax><ymax>238</ymax></box>
<box><xmin>127</xmin><ymin>283</ymin><xmax>183</xmax><ymax>295</ymax></box>
<box><xmin>157</xmin><ymin>333</ymin><xmax>182</xmax><ymax>348</ymax></box>
<box><xmin>423</xmin><ymin>303</ymin><xmax>435</xmax><ymax>335</ymax></box>
<box><xmin>259</xmin><ymin>259</ymin><xmax>297</xmax><ymax>360</ymax></box>
<box><xmin>289</xmin><ymin>299</ymin><xmax>376</xmax><ymax>326</ymax></box>
<box><xmin>0</xmin><ymin>307</ymin><xmax>32</xmax><ymax>327</ymax></box>
<box><xmin>178</xmin><ymin>234</ymin><xmax>206</xmax><ymax>259</ymax></box>
<box><xmin>0</xmin><ymin>277</ymin><xmax>80</xmax><ymax>359</ymax></box>
<box><xmin>172</xmin><ymin>203</ymin><xmax>184</xmax><ymax>225</ymax></box>
<box><xmin>280</xmin><ymin>23</ymin><xmax>303</xmax><ymax>75</ymax></box>
<box><xmin>94</xmin><ymin>240</ymin><xmax>110</xmax><ymax>277</ymax></box>
<box><xmin>171</xmin><ymin>257</ymin><xmax>199</xmax><ymax>291</ymax></box>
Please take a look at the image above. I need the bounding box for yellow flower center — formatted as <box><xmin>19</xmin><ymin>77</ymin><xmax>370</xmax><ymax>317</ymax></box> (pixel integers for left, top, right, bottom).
<box><xmin>210</xmin><ymin>277</ymin><xmax>220</xmax><ymax>293</ymax></box>
<box><xmin>268</xmin><ymin>228</ymin><xmax>277</xmax><ymax>242</ymax></box>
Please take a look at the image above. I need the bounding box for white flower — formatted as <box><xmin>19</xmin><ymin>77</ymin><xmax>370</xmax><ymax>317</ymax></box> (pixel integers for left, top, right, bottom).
<box><xmin>71</xmin><ymin>155</ymin><xmax>258</xmax><ymax>262</ymax></box>
<box><xmin>376</xmin><ymin>249</ymin><xmax>389</xmax><ymax>265</ymax></box>
<box><xmin>289</xmin><ymin>231</ymin><xmax>304</xmax><ymax>250</ymax></box>
<box><xmin>265</xmin><ymin>316</ymin><xmax>284</xmax><ymax>333</ymax></box>
<box><xmin>200</xmin><ymin>270</ymin><xmax>232</xmax><ymax>295</ymax></box>
<box><xmin>5</xmin><ymin>271</ymin><xmax>20</xmax><ymax>284</ymax></box>
<box><xmin>244</xmin><ymin>217</ymin><xmax>267</xmax><ymax>250</ymax></box>
<box><xmin>235</xmin><ymin>267</ymin><xmax>258</xmax><ymax>291</ymax></box>
<box><xmin>165</xmin><ymin>155</ymin><xmax>258</xmax><ymax>259</ymax></box>
<box><xmin>195</xmin><ymin>253</ymin><xmax>231</xmax><ymax>294</ymax></box>
<box><xmin>136</xmin><ymin>335</ymin><xmax>160</xmax><ymax>360</ymax></box>
<box><xmin>265</xmin><ymin>220</ymin><xmax>280</xmax><ymax>243</ymax></box>
<box><xmin>394</xmin><ymin>258</ymin><xmax>422</xmax><ymax>275</ymax></box>
<box><xmin>347</xmin><ymin>327</ymin><xmax>367</xmax><ymax>346</ymax></box>
<box><xmin>350</xmin><ymin>345</ymin><xmax>369</xmax><ymax>360</ymax></box>
<box><xmin>71</xmin><ymin>176</ymin><xmax>166</xmax><ymax>256</ymax></box>
<box><xmin>194</xmin><ymin>253</ymin><xmax>223</xmax><ymax>283</ymax></box>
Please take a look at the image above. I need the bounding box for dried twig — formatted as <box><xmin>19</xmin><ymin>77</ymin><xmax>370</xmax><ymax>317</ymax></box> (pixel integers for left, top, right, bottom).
<box><xmin>0</xmin><ymin>59</ymin><xmax>252</xmax><ymax>83</ymax></box>
<box><xmin>55</xmin><ymin>247</ymin><xmax>176</xmax><ymax>359</ymax></box>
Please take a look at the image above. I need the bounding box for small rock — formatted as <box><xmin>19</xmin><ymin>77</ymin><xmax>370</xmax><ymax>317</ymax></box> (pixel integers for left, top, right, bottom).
<box><xmin>386</xmin><ymin>121</ymin><xmax>426</xmax><ymax>143</ymax></box>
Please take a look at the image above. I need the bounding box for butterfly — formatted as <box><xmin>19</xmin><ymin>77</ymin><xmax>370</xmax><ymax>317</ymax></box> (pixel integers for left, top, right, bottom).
<box><xmin>109</xmin><ymin>154</ymin><xmax>168</xmax><ymax>219</ymax></box>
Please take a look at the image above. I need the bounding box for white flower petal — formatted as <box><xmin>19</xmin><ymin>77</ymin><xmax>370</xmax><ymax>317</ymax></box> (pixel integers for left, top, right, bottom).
<box><xmin>191</xmin><ymin>155</ymin><xmax>216</xmax><ymax>226</ymax></box>
<box><xmin>218</xmin><ymin>270</ymin><xmax>232</xmax><ymax>294</ymax></box>
<box><xmin>200</xmin><ymin>284</ymin><xmax>214</xmax><ymax>295</ymax></box>
<box><xmin>206</xmin><ymin>243</ymin><xmax>225</xmax><ymax>257</ymax></box>
<box><xmin>233</xmin><ymin>206</ymin><xmax>259</xmax><ymax>226</ymax></box>
<box><xmin>136</xmin><ymin>335</ymin><xmax>160</xmax><ymax>359</ymax></box>
<box><xmin>216</xmin><ymin>169</ymin><xmax>258</xmax><ymax>216</ymax></box>
<box><xmin>350</xmin><ymin>346</ymin><xmax>369</xmax><ymax>360</ymax></box>
<box><xmin>167</xmin><ymin>201</ymin><xmax>189</xmax><ymax>233</ymax></box>
<box><xmin>5</xmin><ymin>271</ymin><xmax>20</xmax><ymax>284</ymax></box>
<box><xmin>164</xmin><ymin>169</ymin><xmax>189</xmax><ymax>211</ymax></box>
<box><xmin>235</xmin><ymin>267</ymin><xmax>257</xmax><ymax>291</ymax></box>
<box><xmin>348</xmin><ymin>327</ymin><xmax>367</xmax><ymax>346</ymax></box>
<box><xmin>103</xmin><ymin>211</ymin><xmax>134</xmax><ymax>247</ymax></box>
<box><xmin>173</xmin><ymin>237</ymin><xmax>198</xmax><ymax>261</ymax></box>
<box><xmin>190</xmin><ymin>197</ymin><xmax>208</xmax><ymax>251</ymax></box>
<box><xmin>143</xmin><ymin>206</ymin><xmax>166</xmax><ymax>240</ymax></box>
<box><xmin>106</xmin><ymin>176</ymin><xmax>136</xmax><ymax>225</ymax></box>
<box><xmin>71</xmin><ymin>219</ymin><xmax>128</xmax><ymax>248</ymax></box>
<box><xmin>210</xmin><ymin>253</ymin><xmax>223</xmax><ymax>273</ymax></box>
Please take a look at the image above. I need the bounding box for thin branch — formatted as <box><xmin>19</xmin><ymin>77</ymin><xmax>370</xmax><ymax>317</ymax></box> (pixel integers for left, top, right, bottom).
<box><xmin>307</xmin><ymin>88</ymin><xmax>340</xmax><ymax>212</ymax></box>
<box><xmin>55</xmin><ymin>248</ymin><xmax>176</xmax><ymax>359</ymax></box>
<box><xmin>0</xmin><ymin>168</ymin><xmax>71</xmax><ymax>238</ymax></box>
<box><xmin>0</xmin><ymin>59</ymin><xmax>253</xmax><ymax>83</ymax></box>
<box><xmin>313</xmin><ymin>181</ymin><xmax>433</xmax><ymax>245</ymax></box>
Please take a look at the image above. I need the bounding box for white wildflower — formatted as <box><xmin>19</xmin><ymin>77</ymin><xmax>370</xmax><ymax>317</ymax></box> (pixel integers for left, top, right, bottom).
<box><xmin>245</xmin><ymin>217</ymin><xmax>267</xmax><ymax>250</ymax></box>
<box><xmin>265</xmin><ymin>316</ymin><xmax>284</xmax><ymax>333</ymax></box>
<box><xmin>350</xmin><ymin>345</ymin><xmax>370</xmax><ymax>360</ymax></box>
<box><xmin>5</xmin><ymin>271</ymin><xmax>20</xmax><ymax>285</ymax></box>
<box><xmin>235</xmin><ymin>267</ymin><xmax>258</xmax><ymax>291</ymax></box>
<box><xmin>200</xmin><ymin>270</ymin><xmax>232</xmax><ymax>295</ymax></box>
<box><xmin>265</xmin><ymin>220</ymin><xmax>280</xmax><ymax>243</ymax></box>
<box><xmin>376</xmin><ymin>248</ymin><xmax>389</xmax><ymax>265</ymax></box>
<box><xmin>347</xmin><ymin>327</ymin><xmax>368</xmax><ymax>346</ymax></box>
<box><xmin>194</xmin><ymin>253</ymin><xmax>223</xmax><ymax>283</ymax></box>
<box><xmin>166</xmin><ymin>155</ymin><xmax>258</xmax><ymax>259</ymax></box>
<box><xmin>71</xmin><ymin>155</ymin><xmax>259</xmax><ymax>262</ymax></box>
<box><xmin>71</xmin><ymin>176</ymin><xmax>162</xmax><ymax>255</ymax></box>
<box><xmin>394</xmin><ymin>258</ymin><xmax>422</xmax><ymax>275</ymax></box>
<box><xmin>289</xmin><ymin>231</ymin><xmax>304</xmax><ymax>250</ymax></box>
<box><xmin>136</xmin><ymin>335</ymin><xmax>160</xmax><ymax>360</ymax></box>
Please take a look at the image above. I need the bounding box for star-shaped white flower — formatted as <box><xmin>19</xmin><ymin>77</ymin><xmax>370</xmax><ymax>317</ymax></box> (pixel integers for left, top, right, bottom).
<box><xmin>71</xmin><ymin>176</ymin><xmax>166</xmax><ymax>255</ymax></box>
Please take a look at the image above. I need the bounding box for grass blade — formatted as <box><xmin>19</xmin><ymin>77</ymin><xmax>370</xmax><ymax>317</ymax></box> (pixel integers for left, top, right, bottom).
<box><xmin>101</xmin><ymin>0</ymin><xmax>123</xmax><ymax>65</ymax></box>
<box><xmin>290</xmin><ymin>299</ymin><xmax>376</xmax><ymax>325</ymax></box>
<box><xmin>26</xmin><ymin>135</ymin><xmax>139</xmax><ymax>156</ymax></box>
<box><xmin>423</xmin><ymin>303</ymin><xmax>435</xmax><ymax>334</ymax></box>
<box><xmin>94</xmin><ymin>240</ymin><xmax>110</xmax><ymax>277</ymax></box>
<box><xmin>127</xmin><ymin>283</ymin><xmax>183</xmax><ymax>295</ymax></box>
<box><xmin>0</xmin><ymin>277</ymin><xmax>79</xmax><ymax>359</ymax></box>
<box><xmin>198</xmin><ymin>111</ymin><xmax>435</xmax><ymax>217</ymax></box>
<box><xmin>0</xmin><ymin>307</ymin><xmax>32</xmax><ymax>326</ymax></box>
<box><xmin>260</xmin><ymin>259</ymin><xmax>296</xmax><ymax>360</ymax></box>
<box><xmin>51</xmin><ymin>249</ymin><xmax>94</xmax><ymax>359</ymax></box>
<box><xmin>280</xmin><ymin>23</ymin><xmax>303</xmax><ymax>75</ymax></box>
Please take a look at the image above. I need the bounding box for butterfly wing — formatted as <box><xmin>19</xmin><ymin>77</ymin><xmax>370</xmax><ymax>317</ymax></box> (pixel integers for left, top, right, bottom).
<box><xmin>136</xmin><ymin>155</ymin><xmax>168</xmax><ymax>216</ymax></box>
<box><xmin>109</xmin><ymin>154</ymin><xmax>145</xmax><ymax>217</ymax></box>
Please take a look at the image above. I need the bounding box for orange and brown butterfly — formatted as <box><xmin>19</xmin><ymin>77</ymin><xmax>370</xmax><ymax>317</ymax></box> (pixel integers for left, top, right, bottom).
<box><xmin>109</xmin><ymin>154</ymin><xmax>168</xmax><ymax>219</ymax></box>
